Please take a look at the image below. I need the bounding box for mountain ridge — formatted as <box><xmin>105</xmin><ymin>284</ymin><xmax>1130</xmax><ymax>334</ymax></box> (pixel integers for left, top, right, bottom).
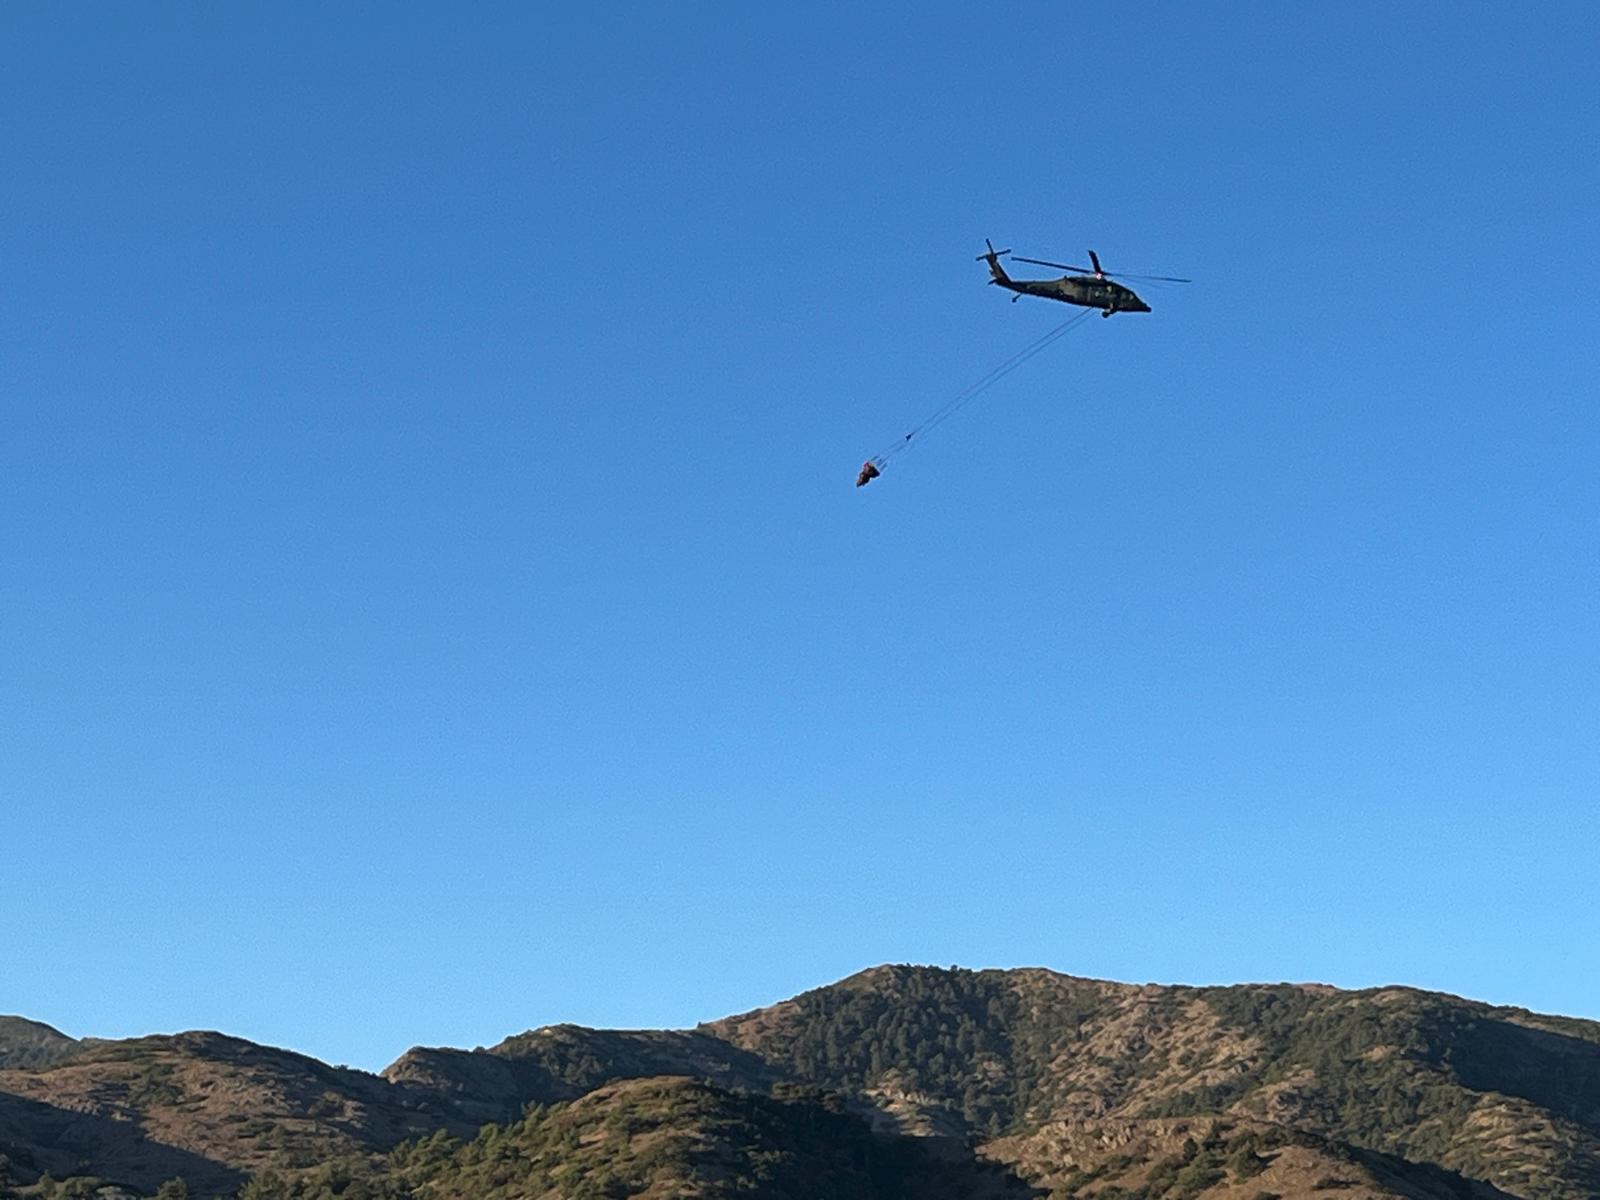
<box><xmin>3</xmin><ymin>966</ymin><xmax>1597</xmax><ymax>1200</ymax></box>
<box><xmin>0</xmin><ymin>1016</ymin><xmax>80</xmax><ymax>1070</ymax></box>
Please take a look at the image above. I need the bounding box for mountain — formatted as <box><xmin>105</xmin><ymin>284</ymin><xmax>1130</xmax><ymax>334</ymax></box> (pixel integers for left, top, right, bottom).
<box><xmin>382</xmin><ymin>1025</ymin><xmax>782</xmax><ymax>1125</ymax></box>
<box><xmin>2</xmin><ymin>967</ymin><xmax>1597</xmax><ymax>1200</ymax></box>
<box><xmin>0</xmin><ymin>1030</ymin><xmax>471</xmax><ymax>1196</ymax></box>
<box><xmin>705</xmin><ymin>966</ymin><xmax>1600</xmax><ymax>1198</ymax></box>
<box><xmin>0</xmin><ymin>1017</ymin><xmax>79</xmax><ymax>1070</ymax></box>
<box><xmin>375</xmin><ymin>1076</ymin><xmax>1030</xmax><ymax>1200</ymax></box>
<box><xmin>410</xmin><ymin>971</ymin><xmax>1600</xmax><ymax>1200</ymax></box>
<box><xmin>986</xmin><ymin>1115</ymin><xmax>1520</xmax><ymax>1200</ymax></box>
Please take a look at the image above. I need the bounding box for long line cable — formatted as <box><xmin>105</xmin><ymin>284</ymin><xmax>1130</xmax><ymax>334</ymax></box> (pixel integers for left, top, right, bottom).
<box><xmin>902</xmin><ymin>308</ymin><xmax>1092</xmax><ymax>445</ymax></box>
<box><xmin>867</xmin><ymin>308</ymin><xmax>1096</xmax><ymax>472</ymax></box>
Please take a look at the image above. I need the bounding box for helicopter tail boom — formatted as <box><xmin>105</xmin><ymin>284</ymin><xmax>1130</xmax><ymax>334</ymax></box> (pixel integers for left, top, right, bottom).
<box><xmin>977</xmin><ymin>238</ymin><xmax>1012</xmax><ymax>285</ymax></box>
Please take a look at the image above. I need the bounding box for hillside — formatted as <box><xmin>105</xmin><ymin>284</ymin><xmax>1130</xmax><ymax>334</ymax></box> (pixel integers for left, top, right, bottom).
<box><xmin>3</xmin><ymin>967</ymin><xmax>1599</xmax><ymax>1199</ymax></box>
<box><xmin>986</xmin><ymin>1115</ymin><xmax>1520</xmax><ymax>1200</ymax></box>
<box><xmin>0</xmin><ymin>1031</ymin><xmax>472</xmax><ymax>1196</ymax></box>
<box><xmin>381</xmin><ymin>1026</ymin><xmax>781</xmax><ymax>1125</ymax></box>
<box><xmin>704</xmin><ymin>966</ymin><xmax>1600</xmax><ymax>1197</ymax></box>
<box><xmin>0</xmin><ymin>1019</ymin><xmax>79</xmax><ymax>1070</ymax></box>
<box><xmin>379</xmin><ymin>1076</ymin><xmax>1029</xmax><ymax>1200</ymax></box>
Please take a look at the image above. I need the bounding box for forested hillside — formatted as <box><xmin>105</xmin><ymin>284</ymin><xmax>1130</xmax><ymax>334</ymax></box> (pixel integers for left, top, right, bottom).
<box><xmin>4</xmin><ymin>967</ymin><xmax>1598</xmax><ymax>1200</ymax></box>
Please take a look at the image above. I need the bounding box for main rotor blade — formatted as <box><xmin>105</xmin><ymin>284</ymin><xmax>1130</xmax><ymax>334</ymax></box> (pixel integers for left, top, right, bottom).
<box><xmin>1014</xmin><ymin>255</ymin><xmax>1192</xmax><ymax>283</ymax></box>
<box><xmin>1012</xmin><ymin>256</ymin><xmax>1092</xmax><ymax>273</ymax></box>
<box><xmin>1109</xmin><ymin>272</ymin><xmax>1193</xmax><ymax>283</ymax></box>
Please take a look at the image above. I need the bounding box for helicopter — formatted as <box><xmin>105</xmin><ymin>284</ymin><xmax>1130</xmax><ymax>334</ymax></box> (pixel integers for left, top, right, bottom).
<box><xmin>977</xmin><ymin>238</ymin><xmax>1189</xmax><ymax>317</ymax></box>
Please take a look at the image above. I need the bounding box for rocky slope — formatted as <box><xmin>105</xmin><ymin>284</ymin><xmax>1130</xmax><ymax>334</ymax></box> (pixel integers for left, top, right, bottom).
<box><xmin>381</xmin><ymin>1026</ymin><xmax>781</xmax><ymax>1125</ymax></box>
<box><xmin>0</xmin><ymin>1031</ymin><xmax>470</xmax><ymax>1195</ymax></box>
<box><xmin>382</xmin><ymin>1076</ymin><xmax>1032</xmax><ymax>1200</ymax></box>
<box><xmin>3</xmin><ymin>967</ymin><xmax>1598</xmax><ymax>1199</ymax></box>
<box><xmin>704</xmin><ymin>966</ymin><xmax>1600</xmax><ymax>1197</ymax></box>
<box><xmin>0</xmin><ymin>1017</ymin><xmax>80</xmax><ymax>1070</ymax></box>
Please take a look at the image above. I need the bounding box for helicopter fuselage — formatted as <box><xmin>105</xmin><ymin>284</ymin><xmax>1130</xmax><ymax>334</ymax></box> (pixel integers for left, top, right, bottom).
<box><xmin>998</xmin><ymin>274</ymin><xmax>1150</xmax><ymax>316</ymax></box>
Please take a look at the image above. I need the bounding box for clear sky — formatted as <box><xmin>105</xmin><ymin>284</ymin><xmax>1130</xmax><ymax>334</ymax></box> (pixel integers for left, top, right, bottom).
<box><xmin>4</xmin><ymin>4</ymin><xmax>1597</xmax><ymax>1072</ymax></box>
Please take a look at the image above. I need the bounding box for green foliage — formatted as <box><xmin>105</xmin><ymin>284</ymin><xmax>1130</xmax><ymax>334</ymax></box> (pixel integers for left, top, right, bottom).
<box><xmin>126</xmin><ymin>1061</ymin><xmax>185</xmax><ymax>1107</ymax></box>
<box><xmin>1170</xmin><ymin>1155</ymin><xmax>1226</xmax><ymax>1199</ymax></box>
<box><xmin>719</xmin><ymin>965</ymin><xmax>1107</xmax><ymax>1134</ymax></box>
<box><xmin>238</xmin><ymin>1171</ymin><xmax>293</xmax><ymax>1200</ymax></box>
<box><xmin>1141</xmin><ymin>1080</ymin><xmax>1251</xmax><ymax>1118</ymax></box>
<box><xmin>227</xmin><ymin>1075</ymin><xmax>1023</xmax><ymax>1200</ymax></box>
<box><xmin>1139</xmin><ymin>1153</ymin><xmax>1184</xmax><ymax>1197</ymax></box>
<box><xmin>12</xmin><ymin>968</ymin><xmax>1600</xmax><ymax>1200</ymax></box>
<box><xmin>1225</xmin><ymin>1135</ymin><xmax>1269</xmax><ymax>1180</ymax></box>
<box><xmin>1186</xmin><ymin>984</ymin><xmax>1600</xmax><ymax>1197</ymax></box>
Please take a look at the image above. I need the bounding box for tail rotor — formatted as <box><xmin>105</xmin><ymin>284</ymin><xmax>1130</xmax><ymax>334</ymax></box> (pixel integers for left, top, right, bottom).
<box><xmin>977</xmin><ymin>238</ymin><xmax>1013</xmax><ymax>286</ymax></box>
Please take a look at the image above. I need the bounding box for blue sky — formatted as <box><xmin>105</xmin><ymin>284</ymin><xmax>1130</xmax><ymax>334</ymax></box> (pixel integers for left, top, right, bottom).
<box><xmin>4</xmin><ymin>4</ymin><xmax>1597</xmax><ymax>1071</ymax></box>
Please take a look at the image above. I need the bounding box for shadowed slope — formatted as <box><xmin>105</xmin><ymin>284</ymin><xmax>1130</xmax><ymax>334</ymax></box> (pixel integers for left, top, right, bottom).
<box><xmin>0</xmin><ymin>1030</ymin><xmax>473</xmax><ymax>1192</ymax></box>
<box><xmin>0</xmin><ymin>1089</ymin><xmax>244</xmax><ymax>1196</ymax></box>
<box><xmin>383</xmin><ymin>1025</ymin><xmax>782</xmax><ymax>1125</ymax></box>
<box><xmin>6</xmin><ymin>967</ymin><xmax>1600</xmax><ymax>1198</ymax></box>
<box><xmin>704</xmin><ymin>966</ymin><xmax>1600</xmax><ymax>1199</ymax></box>
<box><xmin>383</xmin><ymin>1075</ymin><xmax>1039</xmax><ymax>1200</ymax></box>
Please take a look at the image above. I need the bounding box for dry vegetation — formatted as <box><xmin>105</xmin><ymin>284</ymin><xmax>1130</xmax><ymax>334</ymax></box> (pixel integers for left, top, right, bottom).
<box><xmin>4</xmin><ymin>967</ymin><xmax>1598</xmax><ymax>1199</ymax></box>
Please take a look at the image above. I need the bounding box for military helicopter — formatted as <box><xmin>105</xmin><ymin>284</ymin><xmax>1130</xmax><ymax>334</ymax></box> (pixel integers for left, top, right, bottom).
<box><xmin>978</xmin><ymin>238</ymin><xmax>1189</xmax><ymax>317</ymax></box>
